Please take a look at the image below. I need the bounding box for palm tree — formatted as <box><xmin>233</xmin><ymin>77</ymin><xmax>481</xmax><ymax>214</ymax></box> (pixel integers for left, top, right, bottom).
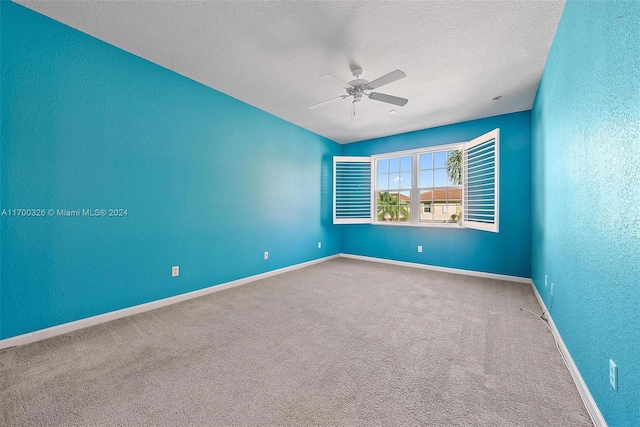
<box><xmin>447</xmin><ymin>149</ymin><xmax>463</xmax><ymax>185</ymax></box>
<box><xmin>377</xmin><ymin>192</ymin><xmax>410</xmax><ymax>221</ymax></box>
<box><xmin>377</xmin><ymin>192</ymin><xmax>396</xmax><ymax>221</ymax></box>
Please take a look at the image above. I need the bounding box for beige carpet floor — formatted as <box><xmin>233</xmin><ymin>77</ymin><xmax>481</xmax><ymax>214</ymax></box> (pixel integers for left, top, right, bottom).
<box><xmin>1</xmin><ymin>257</ymin><xmax>592</xmax><ymax>426</ymax></box>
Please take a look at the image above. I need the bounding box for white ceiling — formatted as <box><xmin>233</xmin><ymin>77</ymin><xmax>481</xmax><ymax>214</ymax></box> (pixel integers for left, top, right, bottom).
<box><xmin>17</xmin><ymin>0</ymin><xmax>565</xmax><ymax>144</ymax></box>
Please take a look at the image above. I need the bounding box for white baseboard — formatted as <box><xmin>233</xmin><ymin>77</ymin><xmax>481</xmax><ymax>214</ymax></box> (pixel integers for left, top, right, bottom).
<box><xmin>340</xmin><ymin>253</ymin><xmax>532</xmax><ymax>284</ymax></box>
<box><xmin>0</xmin><ymin>255</ymin><xmax>340</xmax><ymax>350</ymax></box>
<box><xmin>0</xmin><ymin>252</ymin><xmax>608</xmax><ymax>427</ymax></box>
<box><xmin>0</xmin><ymin>253</ymin><xmax>526</xmax><ymax>349</ymax></box>
<box><xmin>529</xmin><ymin>281</ymin><xmax>607</xmax><ymax>427</ymax></box>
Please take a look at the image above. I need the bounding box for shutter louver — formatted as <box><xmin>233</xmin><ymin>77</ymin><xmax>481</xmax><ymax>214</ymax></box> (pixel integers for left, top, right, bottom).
<box><xmin>333</xmin><ymin>156</ymin><xmax>372</xmax><ymax>224</ymax></box>
<box><xmin>463</xmin><ymin>129</ymin><xmax>500</xmax><ymax>233</ymax></box>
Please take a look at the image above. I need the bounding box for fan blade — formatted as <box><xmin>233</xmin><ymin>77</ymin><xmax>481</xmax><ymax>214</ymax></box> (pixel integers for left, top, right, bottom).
<box><xmin>366</xmin><ymin>69</ymin><xmax>406</xmax><ymax>90</ymax></box>
<box><xmin>351</xmin><ymin>101</ymin><xmax>360</xmax><ymax>120</ymax></box>
<box><xmin>308</xmin><ymin>95</ymin><xmax>349</xmax><ymax>110</ymax></box>
<box><xmin>320</xmin><ymin>74</ymin><xmax>353</xmax><ymax>89</ymax></box>
<box><xmin>368</xmin><ymin>92</ymin><xmax>408</xmax><ymax>106</ymax></box>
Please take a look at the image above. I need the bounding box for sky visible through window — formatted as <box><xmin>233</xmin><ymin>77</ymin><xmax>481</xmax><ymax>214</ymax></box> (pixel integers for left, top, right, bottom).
<box><xmin>376</xmin><ymin>150</ymin><xmax>460</xmax><ymax>189</ymax></box>
<box><xmin>377</xmin><ymin>155</ymin><xmax>412</xmax><ymax>189</ymax></box>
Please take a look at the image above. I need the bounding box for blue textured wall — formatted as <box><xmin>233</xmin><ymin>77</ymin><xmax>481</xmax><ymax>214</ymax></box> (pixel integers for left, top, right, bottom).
<box><xmin>532</xmin><ymin>1</ymin><xmax>640</xmax><ymax>425</ymax></box>
<box><xmin>0</xmin><ymin>2</ymin><xmax>341</xmax><ymax>340</ymax></box>
<box><xmin>341</xmin><ymin>112</ymin><xmax>532</xmax><ymax>278</ymax></box>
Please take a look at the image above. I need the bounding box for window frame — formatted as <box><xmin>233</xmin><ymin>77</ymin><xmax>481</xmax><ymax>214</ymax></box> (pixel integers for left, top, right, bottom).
<box><xmin>333</xmin><ymin>128</ymin><xmax>499</xmax><ymax>232</ymax></box>
<box><xmin>371</xmin><ymin>142</ymin><xmax>464</xmax><ymax>228</ymax></box>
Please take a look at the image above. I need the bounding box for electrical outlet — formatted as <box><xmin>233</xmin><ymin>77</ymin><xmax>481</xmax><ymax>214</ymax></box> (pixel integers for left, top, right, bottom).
<box><xmin>317</xmin><ymin>242</ymin><xmax>322</xmax><ymax>249</ymax></box>
<box><xmin>545</xmin><ymin>275</ymin><xmax>548</xmax><ymax>287</ymax></box>
<box><xmin>417</xmin><ymin>245</ymin><xmax>422</xmax><ymax>253</ymax></box>
<box><xmin>171</xmin><ymin>266</ymin><xmax>179</xmax><ymax>277</ymax></box>
<box><xmin>264</xmin><ymin>251</ymin><xmax>269</xmax><ymax>260</ymax></box>
<box><xmin>610</xmin><ymin>359</ymin><xmax>618</xmax><ymax>391</ymax></box>
<box><xmin>550</xmin><ymin>283</ymin><xmax>554</xmax><ymax>297</ymax></box>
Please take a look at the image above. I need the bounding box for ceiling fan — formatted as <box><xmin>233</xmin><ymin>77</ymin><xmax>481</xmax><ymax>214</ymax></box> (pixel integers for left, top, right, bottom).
<box><xmin>308</xmin><ymin>67</ymin><xmax>408</xmax><ymax>120</ymax></box>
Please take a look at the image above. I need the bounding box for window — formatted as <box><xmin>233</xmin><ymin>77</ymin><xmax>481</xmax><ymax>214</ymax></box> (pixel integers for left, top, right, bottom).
<box><xmin>416</xmin><ymin>148</ymin><xmax>462</xmax><ymax>225</ymax></box>
<box><xmin>373</xmin><ymin>147</ymin><xmax>462</xmax><ymax>225</ymax></box>
<box><xmin>375</xmin><ymin>155</ymin><xmax>412</xmax><ymax>222</ymax></box>
<box><xmin>333</xmin><ymin>129</ymin><xmax>499</xmax><ymax>232</ymax></box>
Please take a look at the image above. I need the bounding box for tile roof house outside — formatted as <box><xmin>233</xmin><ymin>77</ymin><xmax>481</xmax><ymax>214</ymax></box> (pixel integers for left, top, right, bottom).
<box><xmin>379</xmin><ymin>188</ymin><xmax>462</xmax><ymax>223</ymax></box>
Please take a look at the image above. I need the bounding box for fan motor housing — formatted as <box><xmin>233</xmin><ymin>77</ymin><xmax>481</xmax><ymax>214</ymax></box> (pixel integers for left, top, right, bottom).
<box><xmin>348</xmin><ymin>78</ymin><xmax>368</xmax><ymax>87</ymax></box>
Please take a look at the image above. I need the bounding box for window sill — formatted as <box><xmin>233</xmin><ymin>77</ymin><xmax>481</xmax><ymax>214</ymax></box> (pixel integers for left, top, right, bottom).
<box><xmin>372</xmin><ymin>222</ymin><xmax>463</xmax><ymax>229</ymax></box>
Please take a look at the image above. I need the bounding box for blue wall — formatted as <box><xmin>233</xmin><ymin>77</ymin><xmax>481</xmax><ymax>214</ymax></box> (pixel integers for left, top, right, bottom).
<box><xmin>5</xmin><ymin>4</ymin><xmax>638</xmax><ymax>424</ymax></box>
<box><xmin>0</xmin><ymin>2</ymin><xmax>341</xmax><ymax>340</ymax></box>
<box><xmin>341</xmin><ymin>112</ymin><xmax>532</xmax><ymax>278</ymax></box>
<box><xmin>532</xmin><ymin>1</ymin><xmax>640</xmax><ymax>425</ymax></box>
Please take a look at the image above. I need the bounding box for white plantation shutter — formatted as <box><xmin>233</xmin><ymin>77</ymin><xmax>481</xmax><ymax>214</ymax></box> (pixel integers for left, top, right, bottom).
<box><xmin>463</xmin><ymin>129</ymin><xmax>500</xmax><ymax>232</ymax></box>
<box><xmin>333</xmin><ymin>156</ymin><xmax>372</xmax><ymax>224</ymax></box>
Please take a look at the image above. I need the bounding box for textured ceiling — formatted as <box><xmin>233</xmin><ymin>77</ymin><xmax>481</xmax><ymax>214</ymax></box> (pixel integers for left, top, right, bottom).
<box><xmin>17</xmin><ymin>1</ymin><xmax>565</xmax><ymax>144</ymax></box>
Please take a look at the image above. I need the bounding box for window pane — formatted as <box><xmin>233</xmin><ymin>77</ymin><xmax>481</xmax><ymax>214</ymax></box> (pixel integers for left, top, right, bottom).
<box><xmin>377</xmin><ymin>158</ymin><xmax>389</xmax><ymax>173</ymax></box>
<box><xmin>389</xmin><ymin>173</ymin><xmax>400</xmax><ymax>189</ymax></box>
<box><xmin>399</xmin><ymin>191</ymin><xmax>411</xmax><ymax>222</ymax></box>
<box><xmin>419</xmin><ymin>190</ymin><xmax>433</xmax><ymax>223</ymax></box>
<box><xmin>400</xmin><ymin>172</ymin><xmax>411</xmax><ymax>188</ymax></box>
<box><xmin>419</xmin><ymin>170</ymin><xmax>433</xmax><ymax>187</ymax></box>
<box><xmin>400</xmin><ymin>156</ymin><xmax>411</xmax><ymax>172</ymax></box>
<box><xmin>419</xmin><ymin>153</ymin><xmax>433</xmax><ymax>170</ymax></box>
<box><xmin>420</xmin><ymin>190</ymin><xmax>433</xmax><ymax>203</ymax></box>
<box><xmin>389</xmin><ymin>157</ymin><xmax>400</xmax><ymax>172</ymax></box>
<box><xmin>377</xmin><ymin>202</ymin><xmax>389</xmax><ymax>221</ymax></box>
<box><xmin>434</xmin><ymin>168</ymin><xmax>448</xmax><ymax>186</ymax></box>
<box><xmin>448</xmin><ymin>187</ymin><xmax>462</xmax><ymax>204</ymax></box>
<box><xmin>447</xmin><ymin>188</ymin><xmax>462</xmax><ymax>223</ymax></box>
<box><xmin>432</xmin><ymin>188</ymin><xmax>446</xmax><ymax>223</ymax></box>
<box><xmin>377</xmin><ymin>191</ymin><xmax>400</xmax><ymax>222</ymax></box>
<box><xmin>377</xmin><ymin>191</ymin><xmax>391</xmax><ymax>204</ymax></box>
<box><xmin>447</xmin><ymin>149</ymin><xmax>462</xmax><ymax>185</ymax></box>
<box><xmin>377</xmin><ymin>173</ymin><xmax>388</xmax><ymax>189</ymax></box>
<box><xmin>434</xmin><ymin>151</ymin><xmax>447</xmax><ymax>168</ymax></box>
